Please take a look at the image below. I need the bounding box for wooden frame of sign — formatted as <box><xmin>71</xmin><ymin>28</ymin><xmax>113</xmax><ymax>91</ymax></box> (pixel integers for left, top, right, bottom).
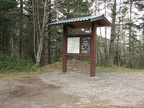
<box><xmin>62</xmin><ymin>22</ymin><xmax>97</xmax><ymax>77</ymax></box>
<box><xmin>48</xmin><ymin>15</ymin><xmax>111</xmax><ymax>77</ymax></box>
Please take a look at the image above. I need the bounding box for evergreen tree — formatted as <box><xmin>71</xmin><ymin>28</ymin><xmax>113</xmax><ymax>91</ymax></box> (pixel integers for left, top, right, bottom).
<box><xmin>0</xmin><ymin>0</ymin><xmax>17</xmax><ymax>55</ymax></box>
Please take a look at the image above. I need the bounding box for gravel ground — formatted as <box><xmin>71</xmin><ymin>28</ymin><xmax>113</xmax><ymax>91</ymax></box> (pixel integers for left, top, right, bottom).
<box><xmin>40</xmin><ymin>70</ymin><xmax>144</xmax><ymax>107</ymax></box>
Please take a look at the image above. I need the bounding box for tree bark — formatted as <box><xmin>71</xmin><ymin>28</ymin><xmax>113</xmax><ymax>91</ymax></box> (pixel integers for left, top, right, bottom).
<box><xmin>19</xmin><ymin>0</ymin><xmax>23</xmax><ymax>58</ymax></box>
<box><xmin>142</xmin><ymin>18</ymin><xmax>144</xmax><ymax>68</ymax></box>
<box><xmin>44</xmin><ymin>0</ymin><xmax>51</xmax><ymax>65</ymax></box>
<box><xmin>32</xmin><ymin>0</ymin><xmax>50</xmax><ymax>66</ymax></box>
<box><xmin>109</xmin><ymin>0</ymin><xmax>116</xmax><ymax>66</ymax></box>
<box><xmin>128</xmin><ymin>0</ymin><xmax>132</xmax><ymax>67</ymax></box>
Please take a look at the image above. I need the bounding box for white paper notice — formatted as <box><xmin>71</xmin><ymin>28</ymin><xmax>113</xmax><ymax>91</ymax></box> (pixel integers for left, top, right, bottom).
<box><xmin>67</xmin><ymin>37</ymin><xmax>80</xmax><ymax>53</ymax></box>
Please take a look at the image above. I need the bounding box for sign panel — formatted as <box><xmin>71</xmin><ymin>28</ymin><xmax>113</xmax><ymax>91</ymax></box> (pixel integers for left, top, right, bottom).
<box><xmin>81</xmin><ymin>37</ymin><xmax>90</xmax><ymax>54</ymax></box>
<box><xmin>67</xmin><ymin>37</ymin><xmax>80</xmax><ymax>53</ymax></box>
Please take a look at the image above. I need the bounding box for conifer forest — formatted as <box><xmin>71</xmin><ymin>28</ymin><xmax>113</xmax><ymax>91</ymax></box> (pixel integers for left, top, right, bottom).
<box><xmin>0</xmin><ymin>0</ymin><xmax>144</xmax><ymax>71</ymax></box>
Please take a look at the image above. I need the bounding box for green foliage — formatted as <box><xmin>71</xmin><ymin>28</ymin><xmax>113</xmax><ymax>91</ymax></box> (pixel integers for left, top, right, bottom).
<box><xmin>0</xmin><ymin>62</ymin><xmax>59</xmax><ymax>78</ymax></box>
<box><xmin>0</xmin><ymin>52</ymin><xmax>36</xmax><ymax>71</ymax></box>
<box><xmin>0</xmin><ymin>0</ymin><xmax>17</xmax><ymax>24</ymax></box>
<box><xmin>97</xmin><ymin>65</ymin><xmax>144</xmax><ymax>73</ymax></box>
<box><xmin>0</xmin><ymin>0</ymin><xmax>17</xmax><ymax>11</ymax></box>
<box><xmin>0</xmin><ymin>0</ymin><xmax>143</xmax><ymax>70</ymax></box>
<box><xmin>0</xmin><ymin>0</ymin><xmax>18</xmax><ymax>56</ymax></box>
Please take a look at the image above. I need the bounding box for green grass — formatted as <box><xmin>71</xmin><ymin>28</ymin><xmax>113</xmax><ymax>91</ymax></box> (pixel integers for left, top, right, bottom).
<box><xmin>0</xmin><ymin>63</ymin><xmax>59</xmax><ymax>78</ymax></box>
<box><xmin>0</xmin><ymin>63</ymin><xmax>144</xmax><ymax>78</ymax></box>
<box><xmin>97</xmin><ymin>65</ymin><xmax>144</xmax><ymax>73</ymax></box>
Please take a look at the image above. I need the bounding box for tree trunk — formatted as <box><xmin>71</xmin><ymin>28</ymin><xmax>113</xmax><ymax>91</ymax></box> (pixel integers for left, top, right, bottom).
<box><xmin>104</xmin><ymin>0</ymin><xmax>108</xmax><ymax>65</ymax></box>
<box><xmin>142</xmin><ymin>18</ymin><xmax>144</xmax><ymax>68</ymax></box>
<box><xmin>32</xmin><ymin>0</ymin><xmax>50</xmax><ymax>66</ymax></box>
<box><xmin>19</xmin><ymin>0</ymin><xmax>23</xmax><ymax>58</ymax></box>
<box><xmin>116</xmin><ymin>0</ymin><xmax>122</xmax><ymax>66</ymax></box>
<box><xmin>109</xmin><ymin>0</ymin><xmax>116</xmax><ymax>66</ymax></box>
<box><xmin>128</xmin><ymin>0</ymin><xmax>133</xmax><ymax>67</ymax></box>
<box><xmin>44</xmin><ymin>0</ymin><xmax>51</xmax><ymax>65</ymax></box>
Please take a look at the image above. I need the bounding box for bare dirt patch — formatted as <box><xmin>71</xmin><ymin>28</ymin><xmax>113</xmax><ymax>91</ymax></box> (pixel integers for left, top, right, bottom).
<box><xmin>0</xmin><ymin>77</ymin><xmax>79</xmax><ymax>108</ymax></box>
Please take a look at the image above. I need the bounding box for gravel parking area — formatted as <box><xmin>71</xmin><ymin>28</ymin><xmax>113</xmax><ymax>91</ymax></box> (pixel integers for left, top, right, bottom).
<box><xmin>40</xmin><ymin>70</ymin><xmax>144</xmax><ymax>107</ymax></box>
<box><xmin>0</xmin><ymin>69</ymin><xmax>144</xmax><ymax>108</ymax></box>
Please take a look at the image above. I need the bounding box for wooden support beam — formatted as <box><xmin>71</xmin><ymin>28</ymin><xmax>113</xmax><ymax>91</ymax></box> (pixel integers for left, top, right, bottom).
<box><xmin>65</xmin><ymin>53</ymin><xmax>90</xmax><ymax>57</ymax></box>
<box><xmin>62</xmin><ymin>22</ymin><xmax>97</xmax><ymax>77</ymax></box>
<box><xmin>62</xmin><ymin>25</ymin><xmax>68</xmax><ymax>72</ymax></box>
<box><xmin>68</xmin><ymin>24</ymin><xmax>77</xmax><ymax>28</ymax></box>
<box><xmin>90</xmin><ymin>21</ymin><xmax>97</xmax><ymax>77</ymax></box>
<box><xmin>67</xmin><ymin>34</ymin><xmax>91</xmax><ymax>37</ymax></box>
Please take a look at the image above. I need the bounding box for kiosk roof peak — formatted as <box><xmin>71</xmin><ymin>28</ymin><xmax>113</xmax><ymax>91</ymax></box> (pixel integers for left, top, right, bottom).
<box><xmin>48</xmin><ymin>15</ymin><xmax>111</xmax><ymax>28</ymax></box>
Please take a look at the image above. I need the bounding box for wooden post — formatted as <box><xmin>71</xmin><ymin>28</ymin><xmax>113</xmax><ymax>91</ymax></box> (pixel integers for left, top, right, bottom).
<box><xmin>90</xmin><ymin>21</ymin><xmax>97</xmax><ymax>77</ymax></box>
<box><xmin>62</xmin><ymin>25</ymin><xmax>68</xmax><ymax>72</ymax></box>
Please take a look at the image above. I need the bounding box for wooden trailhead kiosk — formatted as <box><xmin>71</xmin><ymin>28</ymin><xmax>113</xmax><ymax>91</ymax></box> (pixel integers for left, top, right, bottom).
<box><xmin>48</xmin><ymin>15</ymin><xmax>111</xmax><ymax>77</ymax></box>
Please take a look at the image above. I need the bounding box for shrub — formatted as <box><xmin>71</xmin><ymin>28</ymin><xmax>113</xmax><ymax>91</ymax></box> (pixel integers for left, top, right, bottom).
<box><xmin>0</xmin><ymin>52</ymin><xmax>36</xmax><ymax>71</ymax></box>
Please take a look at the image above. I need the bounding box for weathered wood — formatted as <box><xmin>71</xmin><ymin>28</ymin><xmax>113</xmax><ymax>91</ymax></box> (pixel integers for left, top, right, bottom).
<box><xmin>67</xmin><ymin>19</ymin><xmax>110</xmax><ymax>29</ymax></box>
<box><xmin>90</xmin><ymin>21</ymin><xmax>97</xmax><ymax>77</ymax></box>
<box><xmin>65</xmin><ymin>53</ymin><xmax>90</xmax><ymax>57</ymax></box>
<box><xmin>48</xmin><ymin>15</ymin><xmax>111</xmax><ymax>77</ymax></box>
<box><xmin>62</xmin><ymin>25</ymin><xmax>68</xmax><ymax>72</ymax></box>
<box><xmin>67</xmin><ymin>34</ymin><xmax>91</xmax><ymax>37</ymax></box>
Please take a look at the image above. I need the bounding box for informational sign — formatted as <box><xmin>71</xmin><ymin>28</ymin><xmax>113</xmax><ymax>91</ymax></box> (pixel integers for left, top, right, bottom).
<box><xmin>81</xmin><ymin>37</ymin><xmax>90</xmax><ymax>54</ymax></box>
<box><xmin>67</xmin><ymin>37</ymin><xmax>80</xmax><ymax>53</ymax></box>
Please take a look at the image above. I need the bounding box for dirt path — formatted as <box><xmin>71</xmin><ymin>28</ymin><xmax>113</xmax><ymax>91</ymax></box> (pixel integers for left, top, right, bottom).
<box><xmin>0</xmin><ymin>76</ymin><xmax>81</xmax><ymax>108</ymax></box>
<box><xmin>0</xmin><ymin>70</ymin><xmax>144</xmax><ymax>108</ymax></box>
